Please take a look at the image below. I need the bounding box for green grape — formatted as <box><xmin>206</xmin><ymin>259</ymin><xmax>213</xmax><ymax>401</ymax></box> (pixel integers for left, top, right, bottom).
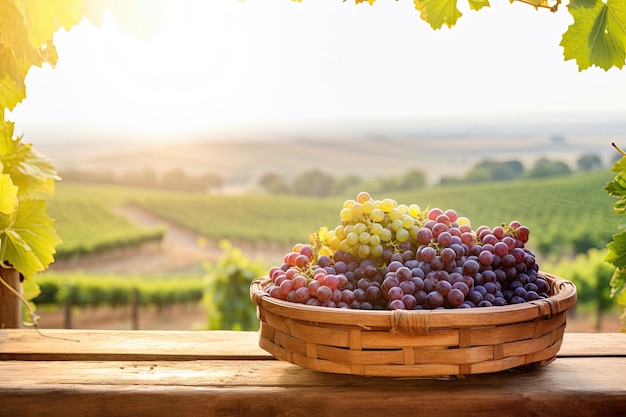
<box><xmin>369</xmin><ymin>234</ymin><xmax>381</xmax><ymax>246</ymax></box>
<box><xmin>351</xmin><ymin>203</ymin><xmax>364</xmax><ymax>219</ymax></box>
<box><xmin>380</xmin><ymin>198</ymin><xmax>396</xmax><ymax>213</ymax></box>
<box><xmin>370</xmin><ymin>208</ymin><xmax>385</xmax><ymax>222</ymax></box>
<box><xmin>409</xmin><ymin>204</ymin><xmax>421</xmax><ymax>217</ymax></box>
<box><xmin>346</xmin><ymin>232</ymin><xmax>359</xmax><ymax>246</ymax></box>
<box><xmin>340</xmin><ymin>207</ymin><xmax>353</xmax><ymax>222</ymax></box>
<box><xmin>335</xmin><ymin>225</ymin><xmax>346</xmax><ymax>239</ymax></box>
<box><xmin>402</xmin><ymin>215</ymin><xmax>415</xmax><ymax>229</ymax></box>
<box><xmin>343</xmin><ymin>199</ymin><xmax>356</xmax><ymax>209</ymax></box>
<box><xmin>396</xmin><ymin>228</ymin><xmax>409</xmax><ymax>243</ymax></box>
<box><xmin>391</xmin><ymin>219</ymin><xmax>404</xmax><ymax>232</ymax></box>
<box><xmin>370</xmin><ymin>244</ymin><xmax>384</xmax><ymax>258</ymax></box>
<box><xmin>389</xmin><ymin>207</ymin><xmax>403</xmax><ymax>221</ymax></box>
<box><xmin>359</xmin><ymin>232</ymin><xmax>371</xmax><ymax>244</ymax></box>
<box><xmin>370</xmin><ymin>222</ymin><xmax>384</xmax><ymax>236</ymax></box>
<box><xmin>343</xmin><ymin>224</ymin><xmax>354</xmax><ymax>236</ymax></box>
<box><xmin>362</xmin><ymin>200</ymin><xmax>375</xmax><ymax>215</ymax></box>
<box><xmin>357</xmin><ymin>244</ymin><xmax>371</xmax><ymax>258</ymax></box>
<box><xmin>354</xmin><ymin>222</ymin><xmax>367</xmax><ymax>235</ymax></box>
<box><xmin>380</xmin><ymin>228</ymin><xmax>393</xmax><ymax>242</ymax></box>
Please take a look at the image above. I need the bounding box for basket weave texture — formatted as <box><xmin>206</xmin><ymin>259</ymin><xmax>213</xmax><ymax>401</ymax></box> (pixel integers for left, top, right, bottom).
<box><xmin>250</xmin><ymin>272</ymin><xmax>577</xmax><ymax>377</ymax></box>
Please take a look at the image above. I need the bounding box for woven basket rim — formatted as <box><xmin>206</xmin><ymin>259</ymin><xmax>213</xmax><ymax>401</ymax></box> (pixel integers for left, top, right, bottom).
<box><xmin>251</xmin><ymin>271</ymin><xmax>577</xmax><ymax>332</ymax></box>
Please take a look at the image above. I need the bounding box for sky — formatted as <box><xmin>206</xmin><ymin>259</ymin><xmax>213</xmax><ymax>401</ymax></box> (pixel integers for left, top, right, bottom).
<box><xmin>7</xmin><ymin>0</ymin><xmax>626</xmax><ymax>143</ymax></box>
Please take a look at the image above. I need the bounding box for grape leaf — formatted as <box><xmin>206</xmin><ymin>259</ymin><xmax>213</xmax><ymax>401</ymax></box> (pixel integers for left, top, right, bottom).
<box><xmin>0</xmin><ymin>75</ymin><xmax>25</xmax><ymax>112</ymax></box>
<box><xmin>605</xmin><ymin>231</ymin><xmax>626</xmax><ymax>269</ymax></box>
<box><xmin>560</xmin><ymin>0</ymin><xmax>626</xmax><ymax>71</ymax></box>
<box><xmin>0</xmin><ymin>174</ymin><xmax>18</xmax><ymax>215</ymax></box>
<box><xmin>610</xmin><ymin>268</ymin><xmax>626</xmax><ymax>297</ymax></box>
<box><xmin>0</xmin><ymin>0</ymin><xmax>41</xmax><ymax>64</ymax></box>
<box><xmin>414</xmin><ymin>0</ymin><xmax>462</xmax><ymax>30</ymax></box>
<box><xmin>611</xmin><ymin>155</ymin><xmax>626</xmax><ymax>173</ymax></box>
<box><xmin>0</xmin><ymin>119</ymin><xmax>60</xmax><ymax>199</ymax></box>
<box><xmin>605</xmin><ymin>172</ymin><xmax>626</xmax><ymax>213</ymax></box>
<box><xmin>514</xmin><ymin>0</ymin><xmax>558</xmax><ymax>11</ymax></box>
<box><xmin>0</xmin><ymin>199</ymin><xmax>61</xmax><ymax>280</ymax></box>
<box><xmin>14</xmin><ymin>0</ymin><xmax>83</xmax><ymax>48</ymax></box>
<box><xmin>467</xmin><ymin>0</ymin><xmax>490</xmax><ymax>11</ymax></box>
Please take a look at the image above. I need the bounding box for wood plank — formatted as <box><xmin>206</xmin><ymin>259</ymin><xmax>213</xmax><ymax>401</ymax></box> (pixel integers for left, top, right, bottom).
<box><xmin>0</xmin><ymin>358</ymin><xmax>624</xmax><ymax>417</ymax></box>
<box><xmin>2</xmin><ymin>330</ymin><xmax>625</xmax><ymax>361</ymax></box>
<box><xmin>559</xmin><ymin>332</ymin><xmax>626</xmax><ymax>357</ymax></box>
<box><xmin>0</xmin><ymin>329</ymin><xmax>270</xmax><ymax>360</ymax></box>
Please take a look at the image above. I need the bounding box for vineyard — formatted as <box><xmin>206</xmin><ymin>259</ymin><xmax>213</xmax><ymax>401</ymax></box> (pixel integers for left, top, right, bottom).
<box><xmin>50</xmin><ymin>170</ymin><xmax>618</xmax><ymax>259</ymax></box>
<box><xmin>36</xmin><ymin>171</ymin><xmax>621</xmax><ymax>331</ymax></box>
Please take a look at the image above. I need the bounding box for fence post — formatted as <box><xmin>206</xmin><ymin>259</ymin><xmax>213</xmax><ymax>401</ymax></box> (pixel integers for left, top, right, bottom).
<box><xmin>0</xmin><ymin>268</ymin><xmax>21</xmax><ymax>328</ymax></box>
<box><xmin>131</xmin><ymin>287</ymin><xmax>140</xmax><ymax>330</ymax></box>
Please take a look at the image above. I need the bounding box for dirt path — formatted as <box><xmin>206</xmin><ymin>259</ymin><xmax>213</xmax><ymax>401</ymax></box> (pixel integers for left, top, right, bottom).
<box><xmin>50</xmin><ymin>205</ymin><xmax>288</xmax><ymax>274</ymax></box>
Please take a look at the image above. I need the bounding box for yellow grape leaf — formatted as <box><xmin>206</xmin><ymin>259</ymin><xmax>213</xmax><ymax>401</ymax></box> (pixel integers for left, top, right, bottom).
<box><xmin>512</xmin><ymin>0</ymin><xmax>558</xmax><ymax>11</ymax></box>
<box><xmin>468</xmin><ymin>0</ymin><xmax>490</xmax><ymax>11</ymax></box>
<box><xmin>14</xmin><ymin>0</ymin><xmax>84</xmax><ymax>48</ymax></box>
<box><xmin>0</xmin><ymin>0</ymin><xmax>42</xmax><ymax>70</ymax></box>
<box><xmin>414</xmin><ymin>0</ymin><xmax>462</xmax><ymax>30</ymax></box>
<box><xmin>2</xmin><ymin>199</ymin><xmax>62</xmax><ymax>280</ymax></box>
<box><xmin>0</xmin><ymin>120</ymin><xmax>59</xmax><ymax>199</ymax></box>
<box><xmin>82</xmin><ymin>0</ymin><xmax>110</xmax><ymax>27</ymax></box>
<box><xmin>0</xmin><ymin>75</ymin><xmax>26</xmax><ymax>111</ymax></box>
<box><xmin>0</xmin><ymin>174</ymin><xmax>18</xmax><ymax>215</ymax></box>
<box><xmin>560</xmin><ymin>0</ymin><xmax>626</xmax><ymax>71</ymax></box>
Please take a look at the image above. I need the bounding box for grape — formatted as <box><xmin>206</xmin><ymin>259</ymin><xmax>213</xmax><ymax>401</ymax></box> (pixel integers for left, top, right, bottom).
<box><xmin>262</xmin><ymin>194</ymin><xmax>547</xmax><ymax>310</ymax></box>
<box><xmin>388</xmin><ymin>287</ymin><xmax>404</xmax><ymax>301</ymax></box>
<box><xmin>294</xmin><ymin>287</ymin><xmax>311</xmax><ymax>303</ymax></box>
<box><xmin>447</xmin><ymin>288</ymin><xmax>465</xmax><ymax>307</ymax></box>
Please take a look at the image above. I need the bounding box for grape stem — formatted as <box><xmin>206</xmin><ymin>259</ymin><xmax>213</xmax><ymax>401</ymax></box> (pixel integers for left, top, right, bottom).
<box><xmin>0</xmin><ymin>275</ymin><xmax>80</xmax><ymax>342</ymax></box>
<box><xmin>613</xmin><ymin>142</ymin><xmax>626</xmax><ymax>157</ymax></box>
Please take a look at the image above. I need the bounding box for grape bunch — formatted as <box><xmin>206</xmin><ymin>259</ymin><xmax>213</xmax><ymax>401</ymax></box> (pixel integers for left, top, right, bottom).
<box><xmin>263</xmin><ymin>193</ymin><xmax>550</xmax><ymax>310</ymax></box>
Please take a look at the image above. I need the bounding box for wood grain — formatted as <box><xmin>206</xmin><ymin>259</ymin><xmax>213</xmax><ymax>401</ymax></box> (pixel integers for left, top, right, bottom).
<box><xmin>1</xmin><ymin>358</ymin><xmax>624</xmax><ymax>417</ymax></box>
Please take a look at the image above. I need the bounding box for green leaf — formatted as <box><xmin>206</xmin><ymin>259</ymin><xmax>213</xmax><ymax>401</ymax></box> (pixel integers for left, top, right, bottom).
<box><xmin>560</xmin><ymin>0</ymin><xmax>626</xmax><ymax>71</ymax></box>
<box><xmin>0</xmin><ymin>199</ymin><xmax>62</xmax><ymax>280</ymax></box>
<box><xmin>0</xmin><ymin>119</ymin><xmax>60</xmax><ymax>199</ymax></box>
<box><xmin>610</xmin><ymin>268</ymin><xmax>626</xmax><ymax>297</ymax></box>
<box><xmin>414</xmin><ymin>0</ymin><xmax>462</xmax><ymax>30</ymax></box>
<box><xmin>605</xmin><ymin>231</ymin><xmax>626</xmax><ymax>269</ymax></box>
<box><xmin>21</xmin><ymin>277</ymin><xmax>40</xmax><ymax>301</ymax></box>
<box><xmin>611</xmin><ymin>156</ymin><xmax>626</xmax><ymax>173</ymax></box>
<box><xmin>467</xmin><ymin>0</ymin><xmax>490</xmax><ymax>11</ymax></box>
<box><xmin>0</xmin><ymin>173</ymin><xmax>19</xmax><ymax>214</ymax></box>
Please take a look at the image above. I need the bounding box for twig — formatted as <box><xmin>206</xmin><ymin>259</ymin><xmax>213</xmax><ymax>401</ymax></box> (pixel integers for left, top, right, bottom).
<box><xmin>0</xmin><ymin>275</ymin><xmax>80</xmax><ymax>343</ymax></box>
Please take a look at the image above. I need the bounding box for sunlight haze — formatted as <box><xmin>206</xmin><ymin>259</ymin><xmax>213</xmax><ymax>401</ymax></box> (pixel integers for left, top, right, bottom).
<box><xmin>7</xmin><ymin>0</ymin><xmax>626</xmax><ymax>143</ymax></box>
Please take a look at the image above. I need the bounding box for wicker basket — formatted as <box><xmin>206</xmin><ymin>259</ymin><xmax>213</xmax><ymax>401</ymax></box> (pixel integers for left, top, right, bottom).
<box><xmin>250</xmin><ymin>272</ymin><xmax>576</xmax><ymax>377</ymax></box>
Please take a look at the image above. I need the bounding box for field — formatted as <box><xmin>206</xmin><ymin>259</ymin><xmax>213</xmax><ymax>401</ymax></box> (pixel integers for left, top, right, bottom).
<box><xmin>37</xmin><ymin>170</ymin><xmax>623</xmax><ymax>332</ymax></box>
<box><xmin>49</xmin><ymin>170</ymin><xmax>618</xmax><ymax>263</ymax></box>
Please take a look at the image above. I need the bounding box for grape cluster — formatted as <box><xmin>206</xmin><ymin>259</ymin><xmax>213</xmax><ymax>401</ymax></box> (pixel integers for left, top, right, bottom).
<box><xmin>263</xmin><ymin>193</ymin><xmax>550</xmax><ymax>310</ymax></box>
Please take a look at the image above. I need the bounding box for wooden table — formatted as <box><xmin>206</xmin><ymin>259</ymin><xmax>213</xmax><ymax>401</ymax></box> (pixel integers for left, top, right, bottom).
<box><xmin>1</xmin><ymin>329</ymin><xmax>625</xmax><ymax>416</ymax></box>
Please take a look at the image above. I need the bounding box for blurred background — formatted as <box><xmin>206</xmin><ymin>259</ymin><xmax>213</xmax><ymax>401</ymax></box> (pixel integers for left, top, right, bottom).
<box><xmin>7</xmin><ymin>0</ymin><xmax>626</xmax><ymax>332</ymax></box>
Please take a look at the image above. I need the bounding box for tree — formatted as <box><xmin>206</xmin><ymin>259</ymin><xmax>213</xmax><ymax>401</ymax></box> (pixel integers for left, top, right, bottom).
<box><xmin>258</xmin><ymin>171</ymin><xmax>290</xmax><ymax>194</ymax></box>
<box><xmin>291</xmin><ymin>168</ymin><xmax>335</xmax><ymax>197</ymax></box>
<box><xmin>526</xmin><ymin>157</ymin><xmax>572</xmax><ymax>178</ymax></box>
<box><xmin>577</xmin><ymin>153</ymin><xmax>604</xmax><ymax>172</ymax></box>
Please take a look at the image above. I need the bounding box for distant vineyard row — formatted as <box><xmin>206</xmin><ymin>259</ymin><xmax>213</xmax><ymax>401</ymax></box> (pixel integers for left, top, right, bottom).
<box><xmin>34</xmin><ymin>273</ymin><xmax>205</xmax><ymax>308</ymax></box>
<box><xmin>49</xmin><ymin>171</ymin><xmax>618</xmax><ymax>260</ymax></box>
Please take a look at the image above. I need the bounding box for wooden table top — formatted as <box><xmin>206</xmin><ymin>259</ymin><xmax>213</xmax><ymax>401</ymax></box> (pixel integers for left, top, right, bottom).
<box><xmin>1</xmin><ymin>329</ymin><xmax>625</xmax><ymax>417</ymax></box>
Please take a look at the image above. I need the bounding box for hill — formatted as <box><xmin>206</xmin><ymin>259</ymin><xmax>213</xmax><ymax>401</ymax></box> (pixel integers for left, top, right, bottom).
<box><xmin>39</xmin><ymin>134</ymin><xmax>618</xmax><ymax>192</ymax></box>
